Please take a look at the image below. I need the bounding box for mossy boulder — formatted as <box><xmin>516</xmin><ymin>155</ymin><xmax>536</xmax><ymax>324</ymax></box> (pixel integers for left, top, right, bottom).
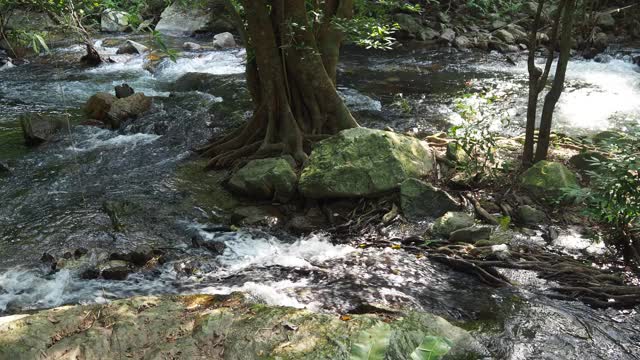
<box><xmin>0</xmin><ymin>293</ymin><xmax>487</xmax><ymax>359</ymax></box>
<box><xmin>520</xmin><ymin>161</ymin><xmax>578</xmax><ymax>202</ymax></box>
<box><xmin>401</xmin><ymin>179</ymin><xmax>461</xmax><ymax>221</ymax></box>
<box><xmin>228</xmin><ymin>158</ymin><xmax>298</xmax><ymax>202</ymax></box>
<box><xmin>432</xmin><ymin>212</ymin><xmax>475</xmax><ymax>237</ymax></box>
<box><xmin>299</xmin><ymin>128</ymin><xmax>435</xmax><ymax>198</ymax></box>
<box><xmin>516</xmin><ymin>205</ymin><xmax>546</xmax><ymax>226</ymax></box>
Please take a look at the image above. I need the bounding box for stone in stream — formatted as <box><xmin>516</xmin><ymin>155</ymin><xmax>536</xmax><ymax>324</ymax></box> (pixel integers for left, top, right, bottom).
<box><xmin>299</xmin><ymin>128</ymin><xmax>435</xmax><ymax>198</ymax></box>
<box><xmin>115</xmin><ymin>83</ymin><xmax>135</xmax><ymax>99</ymax></box>
<box><xmin>183</xmin><ymin>41</ymin><xmax>202</xmax><ymax>51</ymax></box>
<box><xmin>19</xmin><ymin>113</ymin><xmax>69</xmax><ymax>146</ymax></box>
<box><xmin>432</xmin><ymin>211</ymin><xmax>475</xmax><ymax>237</ymax></box>
<box><xmin>116</xmin><ymin>40</ymin><xmax>149</xmax><ymax>55</ymax></box>
<box><xmin>213</xmin><ymin>32</ymin><xmax>236</xmax><ymax>49</ymax></box>
<box><xmin>84</xmin><ymin>92</ymin><xmax>152</xmax><ymax>129</ymax></box>
<box><xmin>0</xmin><ymin>293</ymin><xmax>487</xmax><ymax>359</ymax></box>
<box><xmin>101</xmin><ymin>9</ymin><xmax>130</xmax><ymax>32</ymax></box>
<box><xmin>400</xmin><ymin>179</ymin><xmax>461</xmax><ymax>221</ymax></box>
<box><xmin>0</xmin><ymin>162</ymin><xmax>11</xmax><ymax>176</ymax></box>
<box><xmin>228</xmin><ymin>158</ymin><xmax>298</xmax><ymax>203</ymax></box>
<box><xmin>99</xmin><ymin>260</ymin><xmax>134</xmax><ymax>280</ymax></box>
<box><xmin>520</xmin><ymin>161</ymin><xmax>578</xmax><ymax>203</ymax></box>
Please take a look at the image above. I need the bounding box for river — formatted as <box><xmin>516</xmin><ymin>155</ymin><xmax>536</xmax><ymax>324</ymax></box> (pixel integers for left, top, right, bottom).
<box><xmin>0</xmin><ymin>36</ymin><xmax>639</xmax><ymax>359</ymax></box>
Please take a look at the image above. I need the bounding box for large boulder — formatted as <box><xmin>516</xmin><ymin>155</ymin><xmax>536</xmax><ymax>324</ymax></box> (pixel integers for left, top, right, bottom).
<box><xmin>596</xmin><ymin>12</ymin><xmax>616</xmax><ymax>30</ymax></box>
<box><xmin>432</xmin><ymin>212</ymin><xmax>475</xmax><ymax>237</ymax></box>
<box><xmin>393</xmin><ymin>13</ymin><xmax>425</xmax><ymax>40</ymax></box>
<box><xmin>155</xmin><ymin>1</ymin><xmax>234</xmax><ymax>36</ymax></box>
<box><xmin>101</xmin><ymin>9</ymin><xmax>130</xmax><ymax>32</ymax></box>
<box><xmin>0</xmin><ymin>294</ymin><xmax>487</xmax><ymax>359</ymax></box>
<box><xmin>84</xmin><ymin>92</ymin><xmax>152</xmax><ymax>129</ymax></box>
<box><xmin>494</xmin><ymin>29</ymin><xmax>516</xmax><ymax>44</ymax></box>
<box><xmin>19</xmin><ymin>114</ymin><xmax>69</xmax><ymax>146</ymax></box>
<box><xmin>520</xmin><ymin>161</ymin><xmax>578</xmax><ymax>202</ymax></box>
<box><xmin>299</xmin><ymin>128</ymin><xmax>435</xmax><ymax>198</ymax></box>
<box><xmin>400</xmin><ymin>178</ymin><xmax>461</xmax><ymax>221</ymax></box>
<box><xmin>213</xmin><ymin>32</ymin><xmax>236</xmax><ymax>49</ymax></box>
<box><xmin>228</xmin><ymin>158</ymin><xmax>297</xmax><ymax>202</ymax></box>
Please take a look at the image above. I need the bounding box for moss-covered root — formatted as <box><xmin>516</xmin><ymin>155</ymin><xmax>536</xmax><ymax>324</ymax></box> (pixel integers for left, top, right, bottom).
<box><xmin>0</xmin><ymin>293</ymin><xmax>487</xmax><ymax>359</ymax></box>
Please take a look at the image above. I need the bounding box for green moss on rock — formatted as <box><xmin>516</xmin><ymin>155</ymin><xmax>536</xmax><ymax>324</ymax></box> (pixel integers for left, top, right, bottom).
<box><xmin>520</xmin><ymin>161</ymin><xmax>578</xmax><ymax>202</ymax></box>
<box><xmin>228</xmin><ymin>157</ymin><xmax>297</xmax><ymax>202</ymax></box>
<box><xmin>299</xmin><ymin>128</ymin><xmax>435</xmax><ymax>198</ymax></box>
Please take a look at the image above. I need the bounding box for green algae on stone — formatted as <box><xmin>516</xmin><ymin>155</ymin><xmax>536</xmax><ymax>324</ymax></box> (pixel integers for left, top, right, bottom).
<box><xmin>228</xmin><ymin>157</ymin><xmax>298</xmax><ymax>202</ymax></box>
<box><xmin>299</xmin><ymin>128</ymin><xmax>435</xmax><ymax>199</ymax></box>
<box><xmin>0</xmin><ymin>293</ymin><xmax>487</xmax><ymax>360</ymax></box>
<box><xmin>520</xmin><ymin>161</ymin><xmax>578</xmax><ymax>203</ymax></box>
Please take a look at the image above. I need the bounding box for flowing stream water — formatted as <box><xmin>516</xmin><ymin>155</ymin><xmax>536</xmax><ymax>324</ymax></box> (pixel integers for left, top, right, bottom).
<box><xmin>1</xmin><ymin>37</ymin><xmax>639</xmax><ymax>359</ymax></box>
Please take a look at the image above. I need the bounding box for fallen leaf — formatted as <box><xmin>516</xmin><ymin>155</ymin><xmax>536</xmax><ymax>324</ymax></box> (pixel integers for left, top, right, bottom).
<box><xmin>340</xmin><ymin>315</ymin><xmax>352</xmax><ymax>321</ymax></box>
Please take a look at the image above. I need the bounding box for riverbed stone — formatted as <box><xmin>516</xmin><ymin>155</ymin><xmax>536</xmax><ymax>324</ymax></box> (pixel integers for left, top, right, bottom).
<box><xmin>454</xmin><ymin>35</ymin><xmax>472</xmax><ymax>49</ymax></box>
<box><xmin>156</xmin><ymin>1</ymin><xmax>234</xmax><ymax>35</ymax></box>
<box><xmin>228</xmin><ymin>158</ymin><xmax>298</xmax><ymax>202</ymax></box>
<box><xmin>299</xmin><ymin>128</ymin><xmax>435</xmax><ymax>198</ymax></box>
<box><xmin>183</xmin><ymin>41</ymin><xmax>202</xmax><ymax>51</ymax></box>
<box><xmin>19</xmin><ymin>114</ymin><xmax>69</xmax><ymax>146</ymax></box>
<box><xmin>116</xmin><ymin>40</ymin><xmax>148</xmax><ymax>55</ymax></box>
<box><xmin>401</xmin><ymin>179</ymin><xmax>461</xmax><ymax>221</ymax></box>
<box><xmin>213</xmin><ymin>32</ymin><xmax>236</xmax><ymax>48</ymax></box>
<box><xmin>101</xmin><ymin>9</ymin><xmax>130</xmax><ymax>32</ymax></box>
<box><xmin>106</xmin><ymin>92</ymin><xmax>153</xmax><ymax>129</ymax></box>
<box><xmin>0</xmin><ymin>293</ymin><xmax>486</xmax><ymax>359</ymax></box>
<box><xmin>516</xmin><ymin>205</ymin><xmax>546</xmax><ymax>226</ymax></box>
<box><xmin>440</xmin><ymin>28</ymin><xmax>456</xmax><ymax>43</ymax></box>
<box><xmin>99</xmin><ymin>260</ymin><xmax>133</xmax><ymax>280</ymax></box>
<box><xmin>432</xmin><ymin>212</ymin><xmax>475</xmax><ymax>237</ymax></box>
<box><xmin>520</xmin><ymin>161</ymin><xmax>578</xmax><ymax>202</ymax></box>
<box><xmin>449</xmin><ymin>226</ymin><xmax>492</xmax><ymax>243</ymax></box>
<box><xmin>84</xmin><ymin>92</ymin><xmax>116</xmax><ymax>122</ymax></box>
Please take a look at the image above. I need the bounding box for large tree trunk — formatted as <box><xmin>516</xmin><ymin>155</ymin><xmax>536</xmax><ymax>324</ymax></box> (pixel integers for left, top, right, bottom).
<box><xmin>197</xmin><ymin>0</ymin><xmax>358</xmax><ymax>168</ymax></box>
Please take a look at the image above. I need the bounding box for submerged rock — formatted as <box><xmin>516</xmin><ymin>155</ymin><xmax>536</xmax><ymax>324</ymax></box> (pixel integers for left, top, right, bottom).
<box><xmin>432</xmin><ymin>212</ymin><xmax>475</xmax><ymax>237</ymax></box>
<box><xmin>101</xmin><ymin>9</ymin><xmax>129</xmax><ymax>32</ymax></box>
<box><xmin>401</xmin><ymin>179</ymin><xmax>461</xmax><ymax>221</ymax></box>
<box><xmin>19</xmin><ymin>114</ymin><xmax>69</xmax><ymax>146</ymax></box>
<box><xmin>228</xmin><ymin>158</ymin><xmax>298</xmax><ymax>203</ymax></box>
<box><xmin>213</xmin><ymin>32</ymin><xmax>236</xmax><ymax>48</ymax></box>
<box><xmin>299</xmin><ymin>128</ymin><xmax>435</xmax><ymax>198</ymax></box>
<box><xmin>0</xmin><ymin>294</ymin><xmax>486</xmax><ymax>359</ymax></box>
<box><xmin>520</xmin><ymin>161</ymin><xmax>578</xmax><ymax>202</ymax></box>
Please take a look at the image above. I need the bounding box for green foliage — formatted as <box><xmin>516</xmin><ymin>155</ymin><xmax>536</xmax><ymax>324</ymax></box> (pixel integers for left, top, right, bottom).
<box><xmin>350</xmin><ymin>322</ymin><xmax>392</xmax><ymax>360</ymax></box>
<box><xmin>409</xmin><ymin>336</ymin><xmax>452</xmax><ymax>360</ymax></box>
<box><xmin>7</xmin><ymin>30</ymin><xmax>49</xmax><ymax>53</ymax></box>
<box><xmin>448</xmin><ymin>92</ymin><xmax>510</xmax><ymax>180</ymax></box>
<box><xmin>392</xmin><ymin>93</ymin><xmax>413</xmax><ymax>114</ymax></box>
<box><xmin>151</xmin><ymin>30</ymin><xmax>177</xmax><ymax>61</ymax></box>
<box><xmin>465</xmin><ymin>0</ymin><xmax>523</xmax><ymax>15</ymax></box>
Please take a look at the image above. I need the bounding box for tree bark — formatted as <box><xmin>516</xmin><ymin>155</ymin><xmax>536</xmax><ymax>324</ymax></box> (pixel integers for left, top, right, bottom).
<box><xmin>197</xmin><ymin>0</ymin><xmax>358</xmax><ymax>168</ymax></box>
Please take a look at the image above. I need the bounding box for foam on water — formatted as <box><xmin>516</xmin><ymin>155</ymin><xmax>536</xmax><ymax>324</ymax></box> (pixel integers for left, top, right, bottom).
<box><xmin>67</xmin><ymin>128</ymin><xmax>161</xmax><ymax>152</ymax></box>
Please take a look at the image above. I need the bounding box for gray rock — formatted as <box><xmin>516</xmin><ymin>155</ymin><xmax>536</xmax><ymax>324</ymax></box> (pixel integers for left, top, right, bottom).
<box><xmin>101</xmin><ymin>9</ymin><xmax>129</xmax><ymax>32</ymax></box>
<box><xmin>454</xmin><ymin>35</ymin><xmax>472</xmax><ymax>49</ymax></box>
<box><xmin>432</xmin><ymin>212</ymin><xmax>475</xmax><ymax>237</ymax></box>
<box><xmin>393</xmin><ymin>13</ymin><xmax>424</xmax><ymax>40</ymax></box>
<box><xmin>437</xmin><ymin>12</ymin><xmax>450</xmax><ymax>23</ymax></box>
<box><xmin>115</xmin><ymin>83</ymin><xmax>135</xmax><ymax>99</ymax></box>
<box><xmin>100</xmin><ymin>260</ymin><xmax>133</xmax><ymax>280</ymax></box>
<box><xmin>516</xmin><ymin>205</ymin><xmax>546</xmax><ymax>226</ymax></box>
<box><xmin>106</xmin><ymin>93</ymin><xmax>152</xmax><ymax>129</ymax></box>
<box><xmin>596</xmin><ymin>12</ymin><xmax>615</xmax><ymax>29</ymax></box>
<box><xmin>299</xmin><ymin>128</ymin><xmax>435</xmax><ymax>198</ymax></box>
<box><xmin>491</xmin><ymin>20</ymin><xmax>507</xmax><ymax>30</ymax></box>
<box><xmin>489</xmin><ymin>40</ymin><xmax>519</xmax><ymax>53</ymax></box>
<box><xmin>401</xmin><ymin>179</ymin><xmax>461</xmax><ymax>221</ymax></box>
<box><xmin>116</xmin><ymin>40</ymin><xmax>148</xmax><ymax>55</ymax></box>
<box><xmin>421</xmin><ymin>27</ymin><xmax>440</xmax><ymax>41</ymax></box>
<box><xmin>592</xmin><ymin>32</ymin><xmax>608</xmax><ymax>51</ymax></box>
<box><xmin>0</xmin><ymin>162</ymin><xmax>10</xmax><ymax>175</ymax></box>
<box><xmin>19</xmin><ymin>114</ymin><xmax>69</xmax><ymax>146</ymax></box>
<box><xmin>494</xmin><ymin>29</ymin><xmax>515</xmax><ymax>44</ymax></box>
<box><xmin>213</xmin><ymin>32</ymin><xmax>236</xmax><ymax>49</ymax></box>
<box><xmin>449</xmin><ymin>226</ymin><xmax>492</xmax><ymax>243</ymax></box>
<box><xmin>156</xmin><ymin>1</ymin><xmax>233</xmax><ymax>35</ymax></box>
<box><xmin>228</xmin><ymin>158</ymin><xmax>298</xmax><ymax>203</ymax></box>
<box><xmin>183</xmin><ymin>42</ymin><xmax>202</xmax><ymax>51</ymax></box>
<box><xmin>440</xmin><ymin>28</ymin><xmax>456</xmax><ymax>43</ymax></box>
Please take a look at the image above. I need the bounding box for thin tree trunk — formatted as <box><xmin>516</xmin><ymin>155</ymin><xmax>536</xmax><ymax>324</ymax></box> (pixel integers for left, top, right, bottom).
<box><xmin>535</xmin><ymin>0</ymin><xmax>576</xmax><ymax>162</ymax></box>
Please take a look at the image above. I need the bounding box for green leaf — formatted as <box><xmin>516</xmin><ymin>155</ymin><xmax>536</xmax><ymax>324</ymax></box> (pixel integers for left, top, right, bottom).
<box><xmin>409</xmin><ymin>336</ymin><xmax>452</xmax><ymax>360</ymax></box>
<box><xmin>350</xmin><ymin>322</ymin><xmax>392</xmax><ymax>360</ymax></box>
<box><xmin>33</xmin><ymin>34</ymin><xmax>49</xmax><ymax>53</ymax></box>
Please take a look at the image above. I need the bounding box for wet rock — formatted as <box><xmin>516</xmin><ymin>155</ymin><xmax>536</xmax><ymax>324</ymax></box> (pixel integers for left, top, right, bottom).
<box><xmin>454</xmin><ymin>35</ymin><xmax>472</xmax><ymax>49</ymax></box>
<box><xmin>183</xmin><ymin>41</ymin><xmax>202</xmax><ymax>51</ymax></box>
<box><xmin>440</xmin><ymin>28</ymin><xmax>456</xmax><ymax>43</ymax></box>
<box><xmin>299</xmin><ymin>128</ymin><xmax>435</xmax><ymax>198</ymax></box>
<box><xmin>116</xmin><ymin>40</ymin><xmax>148</xmax><ymax>55</ymax></box>
<box><xmin>593</xmin><ymin>54</ymin><xmax>612</xmax><ymax>63</ymax></box>
<box><xmin>596</xmin><ymin>12</ymin><xmax>615</xmax><ymax>30</ymax></box>
<box><xmin>203</xmin><ymin>240</ymin><xmax>226</xmax><ymax>255</ymax></box>
<box><xmin>73</xmin><ymin>248</ymin><xmax>88</xmax><ymax>259</ymax></box>
<box><xmin>156</xmin><ymin>1</ymin><xmax>234</xmax><ymax>35</ymax></box>
<box><xmin>142</xmin><ymin>52</ymin><xmax>171</xmax><ymax>74</ymax></box>
<box><xmin>520</xmin><ymin>161</ymin><xmax>578</xmax><ymax>203</ymax></box>
<box><xmin>494</xmin><ymin>29</ymin><xmax>515</xmax><ymax>44</ymax></box>
<box><xmin>232</xmin><ymin>206</ymin><xmax>285</xmax><ymax>227</ymax></box>
<box><xmin>115</xmin><ymin>83</ymin><xmax>135</xmax><ymax>99</ymax></box>
<box><xmin>213</xmin><ymin>32</ymin><xmax>236</xmax><ymax>49</ymax></box>
<box><xmin>569</xmin><ymin>151</ymin><xmax>607</xmax><ymax>173</ymax></box>
<box><xmin>449</xmin><ymin>226</ymin><xmax>492</xmax><ymax>243</ymax></box>
<box><xmin>84</xmin><ymin>92</ymin><xmax>116</xmax><ymax>122</ymax></box>
<box><xmin>516</xmin><ymin>205</ymin><xmax>546</xmax><ymax>226</ymax></box>
<box><xmin>0</xmin><ymin>162</ymin><xmax>10</xmax><ymax>176</ymax></box>
<box><xmin>101</xmin><ymin>9</ymin><xmax>130</xmax><ymax>32</ymax></box>
<box><xmin>100</xmin><ymin>260</ymin><xmax>133</xmax><ymax>280</ymax></box>
<box><xmin>228</xmin><ymin>158</ymin><xmax>298</xmax><ymax>203</ymax></box>
<box><xmin>0</xmin><ymin>294</ymin><xmax>487</xmax><ymax>359</ymax></box>
<box><xmin>286</xmin><ymin>207</ymin><xmax>328</xmax><ymax>234</ymax></box>
<box><xmin>40</xmin><ymin>252</ymin><xmax>55</xmax><ymax>265</ymax></box>
<box><xmin>432</xmin><ymin>212</ymin><xmax>475</xmax><ymax>237</ymax></box>
<box><xmin>19</xmin><ymin>114</ymin><xmax>69</xmax><ymax>146</ymax></box>
<box><xmin>106</xmin><ymin>93</ymin><xmax>152</xmax><ymax>129</ymax></box>
<box><xmin>592</xmin><ymin>32</ymin><xmax>608</xmax><ymax>52</ymax></box>
<box><xmin>400</xmin><ymin>179</ymin><xmax>461</xmax><ymax>221</ymax></box>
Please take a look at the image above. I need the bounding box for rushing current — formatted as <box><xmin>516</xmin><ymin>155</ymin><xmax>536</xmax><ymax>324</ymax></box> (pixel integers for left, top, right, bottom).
<box><xmin>1</xmin><ymin>36</ymin><xmax>640</xmax><ymax>359</ymax></box>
